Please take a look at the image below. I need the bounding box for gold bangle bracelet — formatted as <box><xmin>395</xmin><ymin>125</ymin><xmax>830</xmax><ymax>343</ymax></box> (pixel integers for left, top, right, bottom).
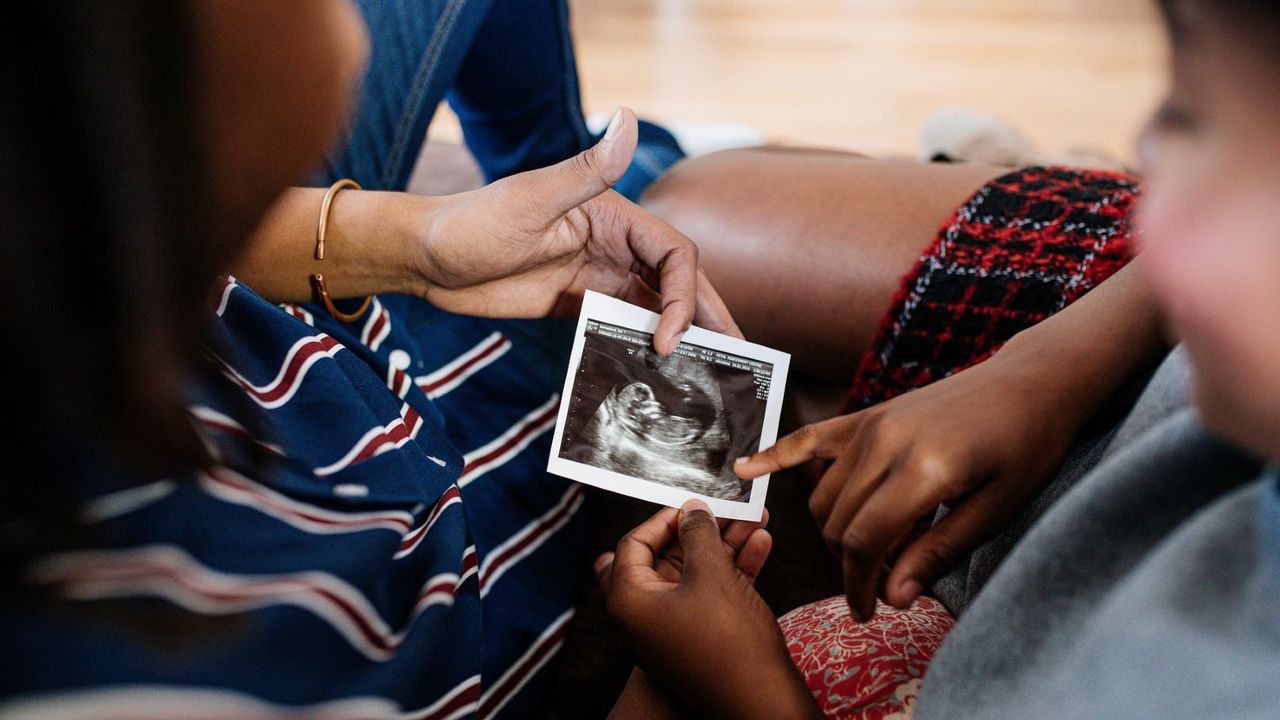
<box><xmin>311</xmin><ymin>178</ymin><xmax>372</xmax><ymax>323</ymax></box>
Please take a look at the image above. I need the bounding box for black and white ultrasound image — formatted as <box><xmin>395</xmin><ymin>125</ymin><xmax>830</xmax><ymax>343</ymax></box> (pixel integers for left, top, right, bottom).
<box><xmin>559</xmin><ymin>321</ymin><xmax>773</xmax><ymax>502</ymax></box>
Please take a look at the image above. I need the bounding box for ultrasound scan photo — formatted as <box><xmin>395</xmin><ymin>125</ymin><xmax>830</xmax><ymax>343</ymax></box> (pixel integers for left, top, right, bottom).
<box><xmin>558</xmin><ymin>320</ymin><xmax>772</xmax><ymax>501</ymax></box>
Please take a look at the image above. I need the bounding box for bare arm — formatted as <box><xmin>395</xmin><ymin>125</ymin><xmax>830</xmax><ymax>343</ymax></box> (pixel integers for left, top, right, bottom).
<box><xmin>230</xmin><ymin>187</ymin><xmax>437</xmax><ymax>302</ymax></box>
<box><xmin>994</xmin><ymin>259</ymin><xmax>1167</xmax><ymax>427</ymax></box>
<box><xmin>607</xmin><ymin>669</ymin><xmax>688</xmax><ymax>720</ymax></box>
<box><xmin>221</xmin><ymin>110</ymin><xmax>740</xmax><ymax>351</ymax></box>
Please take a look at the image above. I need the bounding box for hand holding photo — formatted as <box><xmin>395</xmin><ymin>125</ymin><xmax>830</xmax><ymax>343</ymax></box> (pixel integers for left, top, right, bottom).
<box><xmin>548</xmin><ymin>291</ymin><xmax>790</xmax><ymax>521</ymax></box>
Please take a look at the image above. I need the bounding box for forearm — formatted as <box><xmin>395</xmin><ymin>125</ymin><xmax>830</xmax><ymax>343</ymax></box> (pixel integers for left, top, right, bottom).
<box><xmin>609</xmin><ymin>665</ymin><xmax>820</xmax><ymax>720</ymax></box>
<box><xmin>607</xmin><ymin>669</ymin><xmax>689</xmax><ymax>720</ymax></box>
<box><xmin>229</xmin><ymin>187</ymin><xmax>441</xmax><ymax>302</ymax></box>
<box><xmin>994</xmin><ymin>260</ymin><xmax>1168</xmax><ymax>422</ymax></box>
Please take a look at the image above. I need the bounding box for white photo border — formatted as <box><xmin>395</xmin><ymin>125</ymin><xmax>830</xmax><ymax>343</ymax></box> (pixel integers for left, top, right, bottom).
<box><xmin>547</xmin><ymin>290</ymin><xmax>790</xmax><ymax>521</ymax></box>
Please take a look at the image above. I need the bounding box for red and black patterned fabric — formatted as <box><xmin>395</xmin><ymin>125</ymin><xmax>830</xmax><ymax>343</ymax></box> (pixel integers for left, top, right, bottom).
<box><xmin>848</xmin><ymin>166</ymin><xmax>1140</xmax><ymax>410</ymax></box>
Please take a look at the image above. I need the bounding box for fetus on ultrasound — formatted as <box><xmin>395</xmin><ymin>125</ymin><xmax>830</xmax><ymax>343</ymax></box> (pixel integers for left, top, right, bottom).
<box><xmin>565</xmin><ymin>346</ymin><xmax>748</xmax><ymax>501</ymax></box>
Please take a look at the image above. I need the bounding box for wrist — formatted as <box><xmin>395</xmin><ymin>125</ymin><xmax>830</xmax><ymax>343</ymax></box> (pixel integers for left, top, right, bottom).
<box><xmin>987</xmin><ymin>328</ymin><xmax>1106</xmax><ymax>425</ymax></box>
<box><xmin>990</xmin><ymin>262</ymin><xmax>1166</xmax><ymax>412</ymax></box>
<box><xmin>991</xmin><ymin>312</ymin><xmax>1161</xmax><ymax>429</ymax></box>
<box><xmin>405</xmin><ymin>188</ymin><xmax>498</xmax><ymax>297</ymax></box>
<box><xmin>231</xmin><ymin>187</ymin><xmax>448</xmax><ymax>304</ymax></box>
<box><xmin>748</xmin><ymin>660</ymin><xmax>822</xmax><ymax>720</ymax></box>
<box><xmin>293</xmin><ymin>188</ymin><xmax>441</xmax><ymax>299</ymax></box>
<box><xmin>609</xmin><ymin>669</ymin><xmax>686</xmax><ymax>720</ymax></box>
<box><xmin>714</xmin><ymin>643</ymin><xmax>821</xmax><ymax>720</ymax></box>
<box><xmin>391</xmin><ymin>192</ymin><xmax>446</xmax><ymax>299</ymax></box>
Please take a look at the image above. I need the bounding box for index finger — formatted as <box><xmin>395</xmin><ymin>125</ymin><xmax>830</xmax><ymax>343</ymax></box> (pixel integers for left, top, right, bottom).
<box><xmin>650</xmin><ymin>241</ymin><xmax>698</xmax><ymax>356</ymax></box>
<box><xmin>719</xmin><ymin>508</ymin><xmax>770</xmax><ymax>555</ymax></box>
<box><xmin>734</xmin><ymin>415</ymin><xmax>859</xmax><ymax>479</ymax></box>
<box><xmin>613</xmin><ymin>200</ymin><xmax>701</xmax><ymax>355</ymax></box>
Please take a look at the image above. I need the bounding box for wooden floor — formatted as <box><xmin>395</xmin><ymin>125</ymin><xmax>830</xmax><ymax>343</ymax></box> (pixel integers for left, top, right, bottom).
<box><xmin>428</xmin><ymin>0</ymin><xmax>1167</xmax><ymax>165</ymax></box>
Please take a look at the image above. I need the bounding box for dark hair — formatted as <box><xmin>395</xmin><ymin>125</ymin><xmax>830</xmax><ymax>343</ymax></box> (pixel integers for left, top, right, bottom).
<box><xmin>0</xmin><ymin>4</ymin><xmax>221</xmax><ymax>585</ymax></box>
<box><xmin>1159</xmin><ymin>0</ymin><xmax>1280</xmax><ymax>50</ymax></box>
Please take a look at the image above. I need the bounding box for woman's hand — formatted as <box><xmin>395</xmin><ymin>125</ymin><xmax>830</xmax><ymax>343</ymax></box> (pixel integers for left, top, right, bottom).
<box><xmin>418</xmin><ymin>108</ymin><xmax>739</xmax><ymax>354</ymax></box>
<box><xmin>231</xmin><ymin>107</ymin><xmax>734</xmax><ymax>353</ymax></box>
<box><xmin>598</xmin><ymin>501</ymin><xmax>820</xmax><ymax>720</ymax></box>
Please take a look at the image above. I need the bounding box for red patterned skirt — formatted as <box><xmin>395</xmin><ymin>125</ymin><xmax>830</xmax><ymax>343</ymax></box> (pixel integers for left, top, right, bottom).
<box><xmin>783</xmin><ymin>166</ymin><xmax>1140</xmax><ymax>720</ymax></box>
<box><xmin>848</xmin><ymin>165</ymin><xmax>1139</xmax><ymax>410</ymax></box>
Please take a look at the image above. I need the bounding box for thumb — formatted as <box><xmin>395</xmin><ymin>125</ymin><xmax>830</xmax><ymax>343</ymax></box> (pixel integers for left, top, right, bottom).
<box><xmin>677</xmin><ymin>499</ymin><xmax>731</xmax><ymax>581</ymax></box>
<box><xmin>537</xmin><ymin>107</ymin><xmax>638</xmax><ymax>217</ymax></box>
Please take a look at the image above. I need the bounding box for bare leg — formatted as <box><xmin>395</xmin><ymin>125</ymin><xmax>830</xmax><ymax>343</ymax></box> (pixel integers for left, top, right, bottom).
<box><xmin>641</xmin><ymin>148</ymin><xmax>1006</xmax><ymax>385</ymax></box>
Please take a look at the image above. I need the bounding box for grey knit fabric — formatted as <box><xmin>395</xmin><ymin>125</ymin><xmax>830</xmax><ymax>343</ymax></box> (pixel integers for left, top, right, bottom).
<box><xmin>934</xmin><ymin>347</ymin><xmax>1192</xmax><ymax>614</ymax></box>
<box><xmin>916</xmin><ymin>347</ymin><xmax>1278</xmax><ymax>718</ymax></box>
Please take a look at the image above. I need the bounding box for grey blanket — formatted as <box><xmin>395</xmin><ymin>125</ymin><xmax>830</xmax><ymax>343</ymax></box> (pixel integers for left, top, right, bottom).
<box><xmin>916</xmin><ymin>348</ymin><xmax>1279</xmax><ymax>718</ymax></box>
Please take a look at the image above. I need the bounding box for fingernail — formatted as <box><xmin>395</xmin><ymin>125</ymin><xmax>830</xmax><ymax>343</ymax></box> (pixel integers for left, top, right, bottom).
<box><xmin>602</xmin><ymin>109</ymin><xmax>624</xmax><ymax>146</ymax></box>
<box><xmin>898</xmin><ymin>579</ymin><xmax>923</xmax><ymax>606</ymax></box>
<box><xmin>681</xmin><ymin>499</ymin><xmax>713</xmax><ymax>519</ymax></box>
<box><xmin>593</xmin><ymin>553</ymin><xmax>612</xmax><ymax>576</ymax></box>
<box><xmin>734</xmin><ymin>457</ymin><xmax>749</xmax><ymax>467</ymax></box>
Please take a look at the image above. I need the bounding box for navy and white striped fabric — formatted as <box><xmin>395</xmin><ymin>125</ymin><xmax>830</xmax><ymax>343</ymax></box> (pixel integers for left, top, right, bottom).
<box><xmin>0</xmin><ymin>280</ymin><xmax>585</xmax><ymax>720</ymax></box>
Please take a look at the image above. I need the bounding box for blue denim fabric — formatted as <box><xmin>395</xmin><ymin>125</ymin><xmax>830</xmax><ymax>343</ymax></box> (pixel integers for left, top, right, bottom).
<box><xmin>318</xmin><ymin>0</ymin><xmax>684</xmax><ymax>200</ymax></box>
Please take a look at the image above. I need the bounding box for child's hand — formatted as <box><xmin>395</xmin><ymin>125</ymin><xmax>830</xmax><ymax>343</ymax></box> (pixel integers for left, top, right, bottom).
<box><xmin>735</xmin><ymin>347</ymin><xmax>1081</xmax><ymax>622</ymax></box>
<box><xmin>597</xmin><ymin>501</ymin><xmax>820</xmax><ymax>720</ymax></box>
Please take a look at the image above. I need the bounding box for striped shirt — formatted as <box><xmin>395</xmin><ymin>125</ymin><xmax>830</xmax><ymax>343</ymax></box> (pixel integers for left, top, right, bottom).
<box><xmin>0</xmin><ymin>279</ymin><xmax>585</xmax><ymax>720</ymax></box>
